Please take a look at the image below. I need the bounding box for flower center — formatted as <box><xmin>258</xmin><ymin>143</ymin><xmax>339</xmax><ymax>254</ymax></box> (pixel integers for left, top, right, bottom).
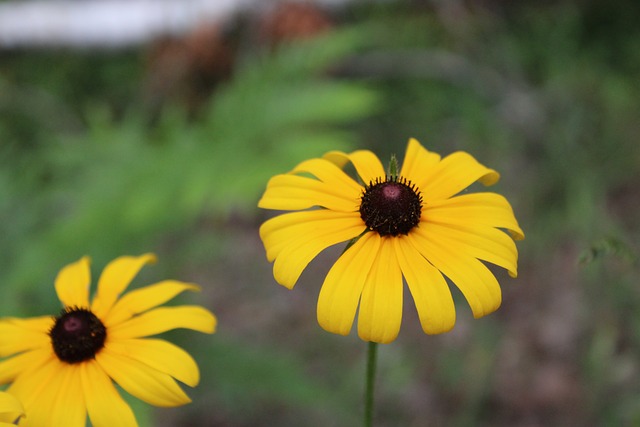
<box><xmin>49</xmin><ymin>307</ymin><xmax>107</xmax><ymax>364</ymax></box>
<box><xmin>359</xmin><ymin>176</ymin><xmax>423</xmax><ymax>236</ymax></box>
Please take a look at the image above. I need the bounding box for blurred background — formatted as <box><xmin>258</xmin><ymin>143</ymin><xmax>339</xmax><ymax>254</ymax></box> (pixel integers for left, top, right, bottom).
<box><xmin>1</xmin><ymin>0</ymin><xmax>639</xmax><ymax>426</ymax></box>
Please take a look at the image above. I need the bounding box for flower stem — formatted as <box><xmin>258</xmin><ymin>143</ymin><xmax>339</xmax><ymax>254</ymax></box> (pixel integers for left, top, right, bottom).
<box><xmin>364</xmin><ymin>341</ymin><xmax>378</xmax><ymax>427</ymax></box>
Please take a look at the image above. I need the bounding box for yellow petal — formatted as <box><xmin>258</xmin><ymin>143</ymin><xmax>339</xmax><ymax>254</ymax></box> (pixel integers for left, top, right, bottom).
<box><xmin>8</xmin><ymin>357</ymin><xmax>65</xmax><ymax>427</ymax></box>
<box><xmin>317</xmin><ymin>232</ymin><xmax>380</xmax><ymax>336</ymax></box>
<box><xmin>291</xmin><ymin>158</ymin><xmax>363</xmax><ymax>194</ymax></box>
<box><xmin>0</xmin><ymin>391</ymin><xmax>23</xmax><ymax>420</ymax></box>
<box><xmin>426</xmin><ymin>192</ymin><xmax>525</xmax><ymax>240</ymax></box>
<box><xmin>3</xmin><ymin>316</ymin><xmax>53</xmax><ymax>332</ymax></box>
<box><xmin>0</xmin><ymin>317</ymin><xmax>53</xmax><ymax>357</ymax></box>
<box><xmin>55</xmin><ymin>256</ymin><xmax>91</xmax><ymax>308</ymax></box>
<box><xmin>46</xmin><ymin>363</ymin><xmax>86</xmax><ymax>427</ymax></box>
<box><xmin>258</xmin><ymin>174</ymin><xmax>360</xmax><ymax>212</ymax></box>
<box><xmin>96</xmin><ymin>349</ymin><xmax>191</xmax><ymax>407</ymax></box>
<box><xmin>260</xmin><ymin>210</ymin><xmax>362</xmax><ymax>260</ymax></box>
<box><xmin>104</xmin><ymin>281</ymin><xmax>200</xmax><ymax>327</ymax></box>
<box><xmin>260</xmin><ymin>211</ymin><xmax>364</xmax><ymax>288</ymax></box>
<box><xmin>357</xmin><ymin>238</ymin><xmax>403</xmax><ymax>344</ymax></box>
<box><xmin>417</xmin><ymin>152</ymin><xmax>500</xmax><ymax>202</ymax></box>
<box><xmin>91</xmin><ymin>254</ymin><xmax>157</xmax><ymax>319</ymax></box>
<box><xmin>412</xmin><ymin>227</ymin><xmax>502</xmax><ymax>318</ymax></box>
<box><xmin>108</xmin><ymin>306</ymin><xmax>216</xmax><ymax>339</ymax></box>
<box><xmin>399</xmin><ymin>138</ymin><xmax>441</xmax><ymax>180</ymax></box>
<box><xmin>79</xmin><ymin>361</ymin><xmax>138</xmax><ymax>427</ymax></box>
<box><xmin>394</xmin><ymin>237</ymin><xmax>456</xmax><ymax>334</ymax></box>
<box><xmin>0</xmin><ymin>348</ymin><xmax>52</xmax><ymax>384</ymax></box>
<box><xmin>106</xmin><ymin>338</ymin><xmax>200</xmax><ymax>387</ymax></box>
<box><xmin>420</xmin><ymin>221</ymin><xmax>519</xmax><ymax>277</ymax></box>
<box><xmin>324</xmin><ymin>149</ymin><xmax>386</xmax><ymax>185</ymax></box>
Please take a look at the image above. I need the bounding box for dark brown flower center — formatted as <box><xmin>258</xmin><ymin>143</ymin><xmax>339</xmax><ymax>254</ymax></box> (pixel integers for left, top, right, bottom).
<box><xmin>359</xmin><ymin>176</ymin><xmax>422</xmax><ymax>236</ymax></box>
<box><xmin>49</xmin><ymin>307</ymin><xmax>107</xmax><ymax>364</ymax></box>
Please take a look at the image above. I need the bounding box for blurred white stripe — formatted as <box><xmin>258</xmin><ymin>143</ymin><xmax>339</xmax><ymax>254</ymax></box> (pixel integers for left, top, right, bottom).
<box><xmin>0</xmin><ymin>0</ymin><xmax>249</xmax><ymax>48</ymax></box>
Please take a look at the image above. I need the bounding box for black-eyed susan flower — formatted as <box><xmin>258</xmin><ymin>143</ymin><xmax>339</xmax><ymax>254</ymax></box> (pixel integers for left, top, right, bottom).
<box><xmin>259</xmin><ymin>138</ymin><xmax>523</xmax><ymax>344</ymax></box>
<box><xmin>0</xmin><ymin>392</ymin><xmax>24</xmax><ymax>426</ymax></box>
<box><xmin>0</xmin><ymin>254</ymin><xmax>216</xmax><ymax>427</ymax></box>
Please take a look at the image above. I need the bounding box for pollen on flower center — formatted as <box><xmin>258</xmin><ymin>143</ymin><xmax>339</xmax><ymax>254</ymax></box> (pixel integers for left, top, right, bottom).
<box><xmin>359</xmin><ymin>176</ymin><xmax>423</xmax><ymax>236</ymax></box>
<box><xmin>49</xmin><ymin>307</ymin><xmax>107</xmax><ymax>364</ymax></box>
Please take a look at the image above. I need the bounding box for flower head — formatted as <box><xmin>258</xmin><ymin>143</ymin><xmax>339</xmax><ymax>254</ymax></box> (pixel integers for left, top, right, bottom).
<box><xmin>0</xmin><ymin>254</ymin><xmax>217</xmax><ymax>427</ymax></box>
<box><xmin>259</xmin><ymin>138</ymin><xmax>524</xmax><ymax>343</ymax></box>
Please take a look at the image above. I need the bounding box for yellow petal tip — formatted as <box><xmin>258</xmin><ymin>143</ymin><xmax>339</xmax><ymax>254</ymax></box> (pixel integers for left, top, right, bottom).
<box><xmin>479</xmin><ymin>170</ymin><xmax>500</xmax><ymax>186</ymax></box>
<box><xmin>142</xmin><ymin>253</ymin><xmax>158</xmax><ymax>264</ymax></box>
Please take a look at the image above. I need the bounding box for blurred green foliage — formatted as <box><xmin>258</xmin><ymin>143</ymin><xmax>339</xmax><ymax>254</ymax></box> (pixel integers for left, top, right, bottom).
<box><xmin>0</xmin><ymin>28</ymin><xmax>379</xmax><ymax>313</ymax></box>
<box><xmin>1</xmin><ymin>1</ymin><xmax>640</xmax><ymax>426</ymax></box>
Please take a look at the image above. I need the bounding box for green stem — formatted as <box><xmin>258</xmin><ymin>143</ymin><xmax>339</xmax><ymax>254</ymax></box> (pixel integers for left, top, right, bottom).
<box><xmin>364</xmin><ymin>341</ymin><xmax>378</xmax><ymax>427</ymax></box>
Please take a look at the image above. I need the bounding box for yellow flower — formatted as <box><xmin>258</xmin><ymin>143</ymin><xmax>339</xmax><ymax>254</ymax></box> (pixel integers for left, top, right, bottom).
<box><xmin>259</xmin><ymin>138</ymin><xmax>524</xmax><ymax>343</ymax></box>
<box><xmin>0</xmin><ymin>254</ymin><xmax>217</xmax><ymax>427</ymax></box>
<box><xmin>0</xmin><ymin>392</ymin><xmax>24</xmax><ymax>426</ymax></box>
